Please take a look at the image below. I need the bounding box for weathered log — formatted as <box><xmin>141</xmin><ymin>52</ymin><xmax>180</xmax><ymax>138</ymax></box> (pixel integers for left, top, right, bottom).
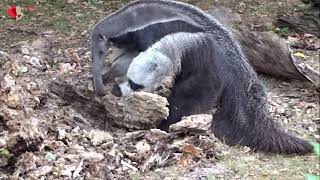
<box><xmin>101</xmin><ymin>91</ymin><xmax>169</xmax><ymax>129</ymax></box>
<box><xmin>48</xmin><ymin>79</ymin><xmax>169</xmax><ymax>130</ymax></box>
<box><xmin>211</xmin><ymin>7</ymin><xmax>320</xmax><ymax>87</ymax></box>
<box><xmin>169</xmin><ymin>114</ymin><xmax>213</xmax><ymax>135</ymax></box>
<box><xmin>277</xmin><ymin>0</ymin><xmax>319</xmax><ymax>36</ymax></box>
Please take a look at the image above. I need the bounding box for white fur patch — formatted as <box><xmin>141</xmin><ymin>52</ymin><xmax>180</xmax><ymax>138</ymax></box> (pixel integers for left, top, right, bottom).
<box><xmin>124</xmin><ymin>32</ymin><xmax>205</xmax><ymax>96</ymax></box>
<box><xmin>119</xmin><ymin>81</ymin><xmax>133</xmax><ymax>96</ymax></box>
<box><xmin>127</xmin><ymin>50</ymin><xmax>173</xmax><ymax>93</ymax></box>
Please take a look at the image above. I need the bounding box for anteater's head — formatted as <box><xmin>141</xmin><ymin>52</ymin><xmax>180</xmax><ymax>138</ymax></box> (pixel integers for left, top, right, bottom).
<box><xmin>112</xmin><ymin>49</ymin><xmax>172</xmax><ymax>97</ymax></box>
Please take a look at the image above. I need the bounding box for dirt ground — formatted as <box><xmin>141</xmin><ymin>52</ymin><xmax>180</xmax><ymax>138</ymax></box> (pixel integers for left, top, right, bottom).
<box><xmin>0</xmin><ymin>0</ymin><xmax>319</xmax><ymax>179</ymax></box>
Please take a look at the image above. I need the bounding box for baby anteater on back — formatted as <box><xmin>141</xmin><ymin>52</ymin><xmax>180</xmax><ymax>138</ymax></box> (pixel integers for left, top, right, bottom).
<box><xmin>90</xmin><ymin>0</ymin><xmax>312</xmax><ymax>154</ymax></box>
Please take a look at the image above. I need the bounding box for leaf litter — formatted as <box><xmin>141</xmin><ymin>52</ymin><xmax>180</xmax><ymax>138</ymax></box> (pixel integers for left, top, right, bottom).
<box><xmin>0</xmin><ymin>0</ymin><xmax>319</xmax><ymax>179</ymax></box>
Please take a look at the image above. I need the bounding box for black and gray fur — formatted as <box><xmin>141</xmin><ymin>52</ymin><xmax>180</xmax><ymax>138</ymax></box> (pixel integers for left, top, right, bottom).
<box><xmin>91</xmin><ymin>1</ymin><xmax>205</xmax><ymax>96</ymax></box>
<box><xmin>91</xmin><ymin>0</ymin><xmax>312</xmax><ymax>154</ymax></box>
<box><xmin>102</xmin><ymin>47</ymin><xmax>139</xmax><ymax>84</ymax></box>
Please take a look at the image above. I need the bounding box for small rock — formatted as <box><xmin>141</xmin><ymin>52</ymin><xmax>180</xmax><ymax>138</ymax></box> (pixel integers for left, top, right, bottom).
<box><xmin>0</xmin><ymin>74</ymin><xmax>15</xmax><ymax>92</ymax></box>
<box><xmin>0</xmin><ymin>138</ymin><xmax>6</xmax><ymax>147</ymax></box>
<box><xmin>57</xmin><ymin>127</ymin><xmax>67</xmax><ymax>140</ymax></box>
<box><xmin>21</xmin><ymin>46</ymin><xmax>30</xmax><ymax>55</ymax></box>
<box><xmin>87</xmin><ymin>130</ymin><xmax>113</xmax><ymax>146</ymax></box>
<box><xmin>81</xmin><ymin>30</ymin><xmax>87</xmax><ymax>36</ymax></box>
<box><xmin>59</xmin><ymin>164</ymin><xmax>77</xmax><ymax>177</ymax></box>
<box><xmin>4</xmin><ymin>93</ymin><xmax>21</xmax><ymax>108</ymax></box>
<box><xmin>287</xmin><ymin>36</ymin><xmax>300</xmax><ymax>45</ymax></box>
<box><xmin>29</xmin><ymin>57</ymin><xmax>41</xmax><ymax>68</ymax></box>
<box><xmin>31</xmin><ymin>38</ymin><xmax>50</xmax><ymax>53</ymax></box>
<box><xmin>169</xmin><ymin>114</ymin><xmax>212</xmax><ymax>134</ymax></box>
<box><xmin>308</xmin><ymin>126</ymin><xmax>316</xmax><ymax>133</ymax></box>
<box><xmin>261</xmin><ymin>170</ymin><xmax>270</xmax><ymax>176</ymax></box>
<box><xmin>59</xmin><ymin>63</ymin><xmax>75</xmax><ymax>74</ymax></box>
<box><xmin>0</xmin><ymin>51</ymin><xmax>9</xmax><ymax>59</ymax></box>
<box><xmin>135</xmin><ymin>140</ymin><xmax>151</xmax><ymax>154</ymax></box>
<box><xmin>67</xmin><ymin>0</ymin><xmax>78</xmax><ymax>4</ymax></box>
<box><xmin>23</xmin><ymin>55</ymin><xmax>31</xmax><ymax>60</ymax></box>
<box><xmin>31</xmin><ymin>166</ymin><xmax>53</xmax><ymax>178</ymax></box>
<box><xmin>45</xmin><ymin>152</ymin><xmax>56</xmax><ymax>161</ymax></box>
<box><xmin>80</xmin><ymin>151</ymin><xmax>104</xmax><ymax>162</ymax></box>
<box><xmin>0</xmin><ymin>51</ymin><xmax>9</xmax><ymax>67</ymax></box>
<box><xmin>23</xmin><ymin>117</ymin><xmax>41</xmax><ymax>138</ymax></box>
<box><xmin>71</xmin><ymin>126</ymin><xmax>81</xmax><ymax>134</ymax></box>
<box><xmin>25</xmin><ymin>81</ymin><xmax>38</xmax><ymax>92</ymax></box>
<box><xmin>0</xmin><ymin>148</ymin><xmax>10</xmax><ymax>158</ymax></box>
<box><xmin>17</xmin><ymin>65</ymin><xmax>28</xmax><ymax>74</ymax></box>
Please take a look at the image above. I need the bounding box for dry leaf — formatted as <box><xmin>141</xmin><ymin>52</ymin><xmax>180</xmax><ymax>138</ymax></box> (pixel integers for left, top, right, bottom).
<box><xmin>293</xmin><ymin>52</ymin><xmax>306</xmax><ymax>59</ymax></box>
<box><xmin>177</xmin><ymin>144</ymin><xmax>200</xmax><ymax>167</ymax></box>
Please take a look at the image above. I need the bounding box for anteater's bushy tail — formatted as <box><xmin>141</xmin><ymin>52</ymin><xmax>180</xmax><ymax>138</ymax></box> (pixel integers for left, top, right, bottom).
<box><xmin>211</xmin><ymin>81</ymin><xmax>312</xmax><ymax>154</ymax></box>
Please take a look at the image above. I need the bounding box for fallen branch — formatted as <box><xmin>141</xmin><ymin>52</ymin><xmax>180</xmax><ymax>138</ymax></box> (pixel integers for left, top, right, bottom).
<box><xmin>48</xmin><ymin>79</ymin><xmax>169</xmax><ymax>130</ymax></box>
<box><xmin>211</xmin><ymin>7</ymin><xmax>320</xmax><ymax>87</ymax></box>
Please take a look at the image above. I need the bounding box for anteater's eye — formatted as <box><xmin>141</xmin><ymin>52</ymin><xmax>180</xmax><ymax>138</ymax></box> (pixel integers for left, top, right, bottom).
<box><xmin>150</xmin><ymin>63</ymin><xmax>158</xmax><ymax>71</ymax></box>
<box><xmin>128</xmin><ymin>79</ymin><xmax>144</xmax><ymax>91</ymax></box>
<box><xmin>98</xmin><ymin>34</ymin><xmax>104</xmax><ymax>41</ymax></box>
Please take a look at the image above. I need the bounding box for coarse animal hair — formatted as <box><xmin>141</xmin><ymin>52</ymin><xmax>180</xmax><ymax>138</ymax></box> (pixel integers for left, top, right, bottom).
<box><xmin>91</xmin><ymin>0</ymin><xmax>312</xmax><ymax>154</ymax></box>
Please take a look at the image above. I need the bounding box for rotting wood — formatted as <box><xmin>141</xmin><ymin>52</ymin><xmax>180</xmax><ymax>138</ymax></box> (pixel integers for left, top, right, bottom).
<box><xmin>48</xmin><ymin>79</ymin><xmax>169</xmax><ymax>130</ymax></box>
<box><xmin>211</xmin><ymin>7</ymin><xmax>320</xmax><ymax>87</ymax></box>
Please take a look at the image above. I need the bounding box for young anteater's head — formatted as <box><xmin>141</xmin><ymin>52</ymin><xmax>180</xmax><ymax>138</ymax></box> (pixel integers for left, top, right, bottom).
<box><xmin>112</xmin><ymin>49</ymin><xmax>173</xmax><ymax>97</ymax></box>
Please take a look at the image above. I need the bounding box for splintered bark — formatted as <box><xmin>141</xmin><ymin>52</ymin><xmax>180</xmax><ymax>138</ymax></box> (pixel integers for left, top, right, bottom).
<box><xmin>169</xmin><ymin>114</ymin><xmax>213</xmax><ymax>135</ymax></box>
<box><xmin>211</xmin><ymin>7</ymin><xmax>320</xmax><ymax>87</ymax></box>
<box><xmin>48</xmin><ymin>80</ymin><xmax>169</xmax><ymax>130</ymax></box>
<box><xmin>100</xmin><ymin>92</ymin><xmax>169</xmax><ymax>129</ymax></box>
<box><xmin>234</xmin><ymin>29</ymin><xmax>320</xmax><ymax>86</ymax></box>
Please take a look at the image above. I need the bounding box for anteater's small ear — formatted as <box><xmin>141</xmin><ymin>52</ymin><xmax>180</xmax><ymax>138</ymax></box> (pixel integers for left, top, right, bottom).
<box><xmin>111</xmin><ymin>84</ymin><xmax>122</xmax><ymax>97</ymax></box>
<box><xmin>128</xmin><ymin>79</ymin><xmax>145</xmax><ymax>91</ymax></box>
